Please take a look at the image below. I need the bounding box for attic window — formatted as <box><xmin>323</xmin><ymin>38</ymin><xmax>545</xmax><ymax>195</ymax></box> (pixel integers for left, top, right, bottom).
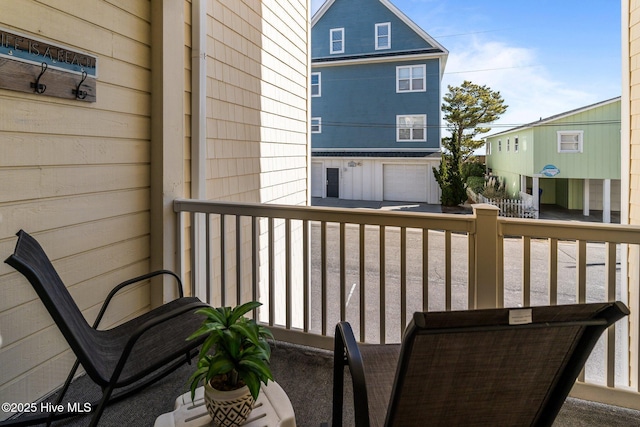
<box><xmin>375</xmin><ymin>22</ymin><xmax>391</xmax><ymax>50</ymax></box>
<box><xmin>330</xmin><ymin>28</ymin><xmax>344</xmax><ymax>54</ymax></box>
<box><xmin>557</xmin><ymin>131</ymin><xmax>583</xmax><ymax>153</ymax></box>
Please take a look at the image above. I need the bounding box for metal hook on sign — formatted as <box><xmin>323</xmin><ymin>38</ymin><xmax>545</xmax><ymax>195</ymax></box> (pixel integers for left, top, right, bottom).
<box><xmin>30</xmin><ymin>62</ymin><xmax>48</xmax><ymax>94</ymax></box>
<box><xmin>72</xmin><ymin>70</ymin><xmax>88</xmax><ymax>100</ymax></box>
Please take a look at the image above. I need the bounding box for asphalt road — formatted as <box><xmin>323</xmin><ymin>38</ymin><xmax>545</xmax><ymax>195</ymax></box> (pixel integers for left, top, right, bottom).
<box><xmin>305</xmin><ymin>222</ymin><xmax>626</xmax><ymax>385</ymax></box>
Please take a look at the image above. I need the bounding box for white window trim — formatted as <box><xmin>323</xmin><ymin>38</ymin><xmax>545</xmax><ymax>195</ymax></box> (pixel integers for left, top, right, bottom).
<box><xmin>514</xmin><ymin>136</ymin><xmax>519</xmax><ymax>152</ymax></box>
<box><xmin>396</xmin><ymin>64</ymin><xmax>426</xmax><ymax>93</ymax></box>
<box><xmin>311</xmin><ymin>117</ymin><xmax>322</xmax><ymax>134</ymax></box>
<box><xmin>557</xmin><ymin>130</ymin><xmax>583</xmax><ymax>153</ymax></box>
<box><xmin>375</xmin><ymin>22</ymin><xmax>391</xmax><ymax>50</ymax></box>
<box><xmin>498</xmin><ymin>140</ymin><xmax>502</xmax><ymax>152</ymax></box>
<box><xmin>396</xmin><ymin>114</ymin><xmax>427</xmax><ymax>142</ymax></box>
<box><xmin>507</xmin><ymin>138</ymin><xmax>510</xmax><ymax>152</ymax></box>
<box><xmin>330</xmin><ymin>28</ymin><xmax>344</xmax><ymax>54</ymax></box>
<box><xmin>311</xmin><ymin>72</ymin><xmax>321</xmax><ymax>97</ymax></box>
<box><xmin>486</xmin><ymin>141</ymin><xmax>491</xmax><ymax>155</ymax></box>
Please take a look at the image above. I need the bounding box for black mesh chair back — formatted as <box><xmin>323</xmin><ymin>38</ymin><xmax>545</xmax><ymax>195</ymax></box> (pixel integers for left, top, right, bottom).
<box><xmin>332</xmin><ymin>302</ymin><xmax>629</xmax><ymax>427</ymax></box>
<box><xmin>6</xmin><ymin>230</ymin><xmax>102</xmax><ymax>380</ymax></box>
<box><xmin>5</xmin><ymin>230</ymin><xmax>209</xmax><ymax>426</ymax></box>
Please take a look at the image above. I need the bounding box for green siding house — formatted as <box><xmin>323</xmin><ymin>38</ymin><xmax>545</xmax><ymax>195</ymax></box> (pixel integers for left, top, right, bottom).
<box><xmin>485</xmin><ymin>97</ymin><xmax>621</xmax><ymax>222</ymax></box>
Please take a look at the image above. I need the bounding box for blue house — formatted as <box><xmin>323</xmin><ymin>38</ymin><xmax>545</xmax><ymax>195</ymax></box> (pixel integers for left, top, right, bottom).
<box><xmin>311</xmin><ymin>0</ymin><xmax>448</xmax><ymax>203</ymax></box>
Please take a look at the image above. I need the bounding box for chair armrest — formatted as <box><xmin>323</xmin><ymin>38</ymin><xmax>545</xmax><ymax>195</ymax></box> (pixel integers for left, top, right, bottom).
<box><xmin>333</xmin><ymin>322</ymin><xmax>370</xmax><ymax>427</ymax></box>
<box><xmin>93</xmin><ymin>270</ymin><xmax>184</xmax><ymax>329</ymax></box>
<box><xmin>109</xmin><ymin>299</ymin><xmax>209</xmax><ymax>384</ymax></box>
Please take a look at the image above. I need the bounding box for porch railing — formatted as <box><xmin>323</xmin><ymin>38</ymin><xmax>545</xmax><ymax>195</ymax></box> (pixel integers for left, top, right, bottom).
<box><xmin>174</xmin><ymin>199</ymin><xmax>640</xmax><ymax>410</ymax></box>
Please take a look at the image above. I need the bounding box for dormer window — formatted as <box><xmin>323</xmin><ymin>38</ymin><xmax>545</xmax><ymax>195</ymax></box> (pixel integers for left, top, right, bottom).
<box><xmin>375</xmin><ymin>22</ymin><xmax>390</xmax><ymax>50</ymax></box>
<box><xmin>330</xmin><ymin>28</ymin><xmax>344</xmax><ymax>54</ymax></box>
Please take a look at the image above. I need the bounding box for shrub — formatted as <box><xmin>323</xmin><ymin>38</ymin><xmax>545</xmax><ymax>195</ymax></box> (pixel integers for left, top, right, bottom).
<box><xmin>466</xmin><ymin>176</ymin><xmax>485</xmax><ymax>194</ymax></box>
<box><xmin>482</xmin><ymin>176</ymin><xmax>507</xmax><ymax>199</ymax></box>
<box><xmin>461</xmin><ymin>160</ymin><xmax>485</xmax><ymax>181</ymax></box>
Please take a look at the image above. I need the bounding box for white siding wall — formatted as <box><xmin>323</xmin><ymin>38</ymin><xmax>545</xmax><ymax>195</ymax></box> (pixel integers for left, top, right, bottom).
<box><xmin>310</xmin><ymin>157</ymin><xmax>441</xmax><ymax>203</ymax></box>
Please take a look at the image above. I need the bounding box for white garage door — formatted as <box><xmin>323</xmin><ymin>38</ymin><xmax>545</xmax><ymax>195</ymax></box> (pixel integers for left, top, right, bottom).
<box><xmin>383</xmin><ymin>164</ymin><xmax>429</xmax><ymax>202</ymax></box>
<box><xmin>311</xmin><ymin>162</ymin><xmax>323</xmax><ymax>197</ymax></box>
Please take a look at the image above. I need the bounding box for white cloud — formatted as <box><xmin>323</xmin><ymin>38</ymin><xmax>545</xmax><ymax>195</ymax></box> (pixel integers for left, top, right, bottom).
<box><xmin>442</xmin><ymin>37</ymin><xmax>597</xmax><ymax>134</ymax></box>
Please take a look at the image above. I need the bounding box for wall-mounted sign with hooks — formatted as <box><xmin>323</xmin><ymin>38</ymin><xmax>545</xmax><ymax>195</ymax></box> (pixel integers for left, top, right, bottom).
<box><xmin>0</xmin><ymin>27</ymin><xmax>97</xmax><ymax>102</ymax></box>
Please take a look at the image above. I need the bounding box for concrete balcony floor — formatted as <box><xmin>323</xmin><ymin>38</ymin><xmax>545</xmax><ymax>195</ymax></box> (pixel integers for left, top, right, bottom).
<box><xmin>29</xmin><ymin>342</ymin><xmax>640</xmax><ymax>426</ymax></box>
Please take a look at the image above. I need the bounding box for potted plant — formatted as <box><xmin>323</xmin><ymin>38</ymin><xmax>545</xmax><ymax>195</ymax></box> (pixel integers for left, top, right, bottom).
<box><xmin>187</xmin><ymin>301</ymin><xmax>274</xmax><ymax>427</ymax></box>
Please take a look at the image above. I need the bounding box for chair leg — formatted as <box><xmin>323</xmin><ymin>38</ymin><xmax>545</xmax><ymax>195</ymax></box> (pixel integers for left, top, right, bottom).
<box><xmin>46</xmin><ymin>359</ymin><xmax>81</xmax><ymax>427</ymax></box>
<box><xmin>332</xmin><ymin>330</ymin><xmax>345</xmax><ymax>427</ymax></box>
<box><xmin>88</xmin><ymin>385</ymin><xmax>116</xmax><ymax>427</ymax></box>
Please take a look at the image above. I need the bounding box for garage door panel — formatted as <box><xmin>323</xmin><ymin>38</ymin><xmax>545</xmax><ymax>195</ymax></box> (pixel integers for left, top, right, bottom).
<box><xmin>383</xmin><ymin>164</ymin><xmax>428</xmax><ymax>202</ymax></box>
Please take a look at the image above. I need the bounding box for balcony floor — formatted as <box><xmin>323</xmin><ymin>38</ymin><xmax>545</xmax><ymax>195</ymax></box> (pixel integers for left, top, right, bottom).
<box><xmin>28</xmin><ymin>342</ymin><xmax>640</xmax><ymax>426</ymax></box>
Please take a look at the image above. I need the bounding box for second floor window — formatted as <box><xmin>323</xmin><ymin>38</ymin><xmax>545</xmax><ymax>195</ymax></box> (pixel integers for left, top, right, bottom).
<box><xmin>557</xmin><ymin>131</ymin><xmax>583</xmax><ymax>153</ymax></box>
<box><xmin>375</xmin><ymin>22</ymin><xmax>390</xmax><ymax>50</ymax></box>
<box><xmin>397</xmin><ymin>115</ymin><xmax>426</xmax><ymax>141</ymax></box>
<box><xmin>396</xmin><ymin>65</ymin><xmax>426</xmax><ymax>92</ymax></box>
<box><xmin>311</xmin><ymin>72</ymin><xmax>321</xmax><ymax>97</ymax></box>
<box><xmin>311</xmin><ymin>117</ymin><xmax>322</xmax><ymax>133</ymax></box>
<box><xmin>330</xmin><ymin>28</ymin><xmax>344</xmax><ymax>54</ymax></box>
<box><xmin>514</xmin><ymin>136</ymin><xmax>519</xmax><ymax>152</ymax></box>
<box><xmin>498</xmin><ymin>140</ymin><xmax>502</xmax><ymax>151</ymax></box>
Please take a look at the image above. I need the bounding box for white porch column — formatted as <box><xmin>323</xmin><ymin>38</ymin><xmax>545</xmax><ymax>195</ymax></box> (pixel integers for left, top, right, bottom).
<box><xmin>583</xmin><ymin>179</ymin><xmax>590</xmax><ymax>217</ymax></box>
<box><xmin>603</xmin><ymin>179</ymin><xmax>611</xmax><ymax>223</ymax></box>
<box><xmin>532</xmin><ymin>176</ymin><xmax>540</xmax><ymax>210</ymax></box>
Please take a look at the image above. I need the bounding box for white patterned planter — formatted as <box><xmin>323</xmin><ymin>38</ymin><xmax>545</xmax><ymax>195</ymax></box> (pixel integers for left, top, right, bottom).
<box><xmin>204</xmin><ymin>382</ymin><xmax>255</xmax><ymax>427</ymax></box>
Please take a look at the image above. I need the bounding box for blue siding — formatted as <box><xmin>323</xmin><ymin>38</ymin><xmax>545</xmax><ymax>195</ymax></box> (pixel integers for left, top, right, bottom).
<box><xmin>312</xmin><ymin>0</ymin><xmax>434</xmax><ymax>59</ymax></box>
<box><xmin>312</xmin><ymin>59</ymin><xmax>441</xmax><ymax>150</ymax></box>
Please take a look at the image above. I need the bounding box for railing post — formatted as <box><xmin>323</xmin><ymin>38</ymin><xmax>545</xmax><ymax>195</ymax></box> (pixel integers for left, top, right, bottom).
<box><xmin>472</xmin><ymin>204</ymin><xmax>500</xmax><ymax>309</ymax></box>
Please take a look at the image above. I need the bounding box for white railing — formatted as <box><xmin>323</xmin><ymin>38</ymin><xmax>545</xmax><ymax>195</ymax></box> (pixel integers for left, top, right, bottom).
<box><xmin>174</xmin><ymin>199</ymin><xmax>640</xmax><ymax>410</ymax></box>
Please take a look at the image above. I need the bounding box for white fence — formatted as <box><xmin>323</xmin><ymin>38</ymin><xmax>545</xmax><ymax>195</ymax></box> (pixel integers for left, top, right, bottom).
<box><xmin>475</xmin><ymin>191</ymin><xmax>538</xmax><ymax>219</ymax></box>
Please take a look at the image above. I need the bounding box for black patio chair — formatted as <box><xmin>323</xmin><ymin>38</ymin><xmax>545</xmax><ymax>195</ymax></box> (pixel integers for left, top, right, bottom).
<box><xmin>331</xmin><ymin>301</ymin><xmax>629</xmax><ymax>427</ymax></box>
<box><xmin>3</xmin><ymin>230</ymin><xmax>209</xmax><ymax>427</ymax></box>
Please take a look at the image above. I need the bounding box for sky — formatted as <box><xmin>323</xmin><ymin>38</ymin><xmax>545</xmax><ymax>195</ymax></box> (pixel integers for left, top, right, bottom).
<box><xmin>310</xmin><ymin>0</ymin><xmax>621</xmax><ymax>136</ymax></box>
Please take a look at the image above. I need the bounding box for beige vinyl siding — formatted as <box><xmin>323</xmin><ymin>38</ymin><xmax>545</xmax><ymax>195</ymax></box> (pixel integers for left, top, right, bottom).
<box><xmin>624</xmin><ymin>0</ymin><xmax>640</xmax><ymax>390</ymax></box>
<box><xmin>0</xmin><ymin>0</ymin><xmax>310</xmax><ymax>413</ymax></box>
<box><xmin>200</xmin><ymin>1</ymin><xmax>310</xmax><ymax>310</ymax></box>
<box><xmin>0</xmin><ymin>0</ymin><xmax>152</xmax><ymax>414</ymax></box>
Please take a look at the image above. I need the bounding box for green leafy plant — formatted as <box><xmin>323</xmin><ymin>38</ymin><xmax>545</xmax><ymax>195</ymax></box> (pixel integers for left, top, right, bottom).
<box><xmin>466</xmin><ymin>176</ymin><xmax>485</xmax><ymax>194</ymax></box>
<box><xmin>187</xmin><ymin>301</ymin><xmax>274</xmax><ymax>401</ymax></box>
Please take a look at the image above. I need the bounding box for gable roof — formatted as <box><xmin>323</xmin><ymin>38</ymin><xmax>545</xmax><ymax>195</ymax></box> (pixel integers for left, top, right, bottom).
<box><xmin>312</xmin><ymin>0</ymin><xmax>449</xmax><ymax>59</ymax></box>
<box><xmin>487</xmin><ymin>96</ymin><xmax>621</xmax><ymax>138</ymax></box>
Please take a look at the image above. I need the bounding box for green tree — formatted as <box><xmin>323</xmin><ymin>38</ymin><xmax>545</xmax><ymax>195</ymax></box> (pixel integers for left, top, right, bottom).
<box><xmin>434</xmin><ymin>81</ymin><xmax>507</xmax><ymax>206</ymax></box>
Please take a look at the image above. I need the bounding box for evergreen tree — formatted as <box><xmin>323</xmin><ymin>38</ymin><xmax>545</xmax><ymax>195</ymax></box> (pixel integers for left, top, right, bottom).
<box><xmin>435</xmin><ymin>81</ymin><xmax>507</xmax><ymax>206</ymax></box>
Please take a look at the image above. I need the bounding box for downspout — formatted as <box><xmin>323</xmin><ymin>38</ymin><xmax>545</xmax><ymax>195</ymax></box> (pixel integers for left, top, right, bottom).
<box><xmin>191</xmin><ymin>0</ymin><xmax>207</xmax><ymax>300</ymax></box>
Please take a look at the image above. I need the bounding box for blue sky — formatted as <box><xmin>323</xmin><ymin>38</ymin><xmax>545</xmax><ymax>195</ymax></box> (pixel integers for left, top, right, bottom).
<box><xmin>311</xmin><ymin>0</ymin><xmax>621</xmax><ymax>133</ymax></box>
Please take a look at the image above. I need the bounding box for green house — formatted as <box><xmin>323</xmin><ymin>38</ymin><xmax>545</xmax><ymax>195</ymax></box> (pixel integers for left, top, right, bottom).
<box><xmin>485</xmin><ymin>97</ymin><xmax>620</xmax><ymax>222</ymax></box>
